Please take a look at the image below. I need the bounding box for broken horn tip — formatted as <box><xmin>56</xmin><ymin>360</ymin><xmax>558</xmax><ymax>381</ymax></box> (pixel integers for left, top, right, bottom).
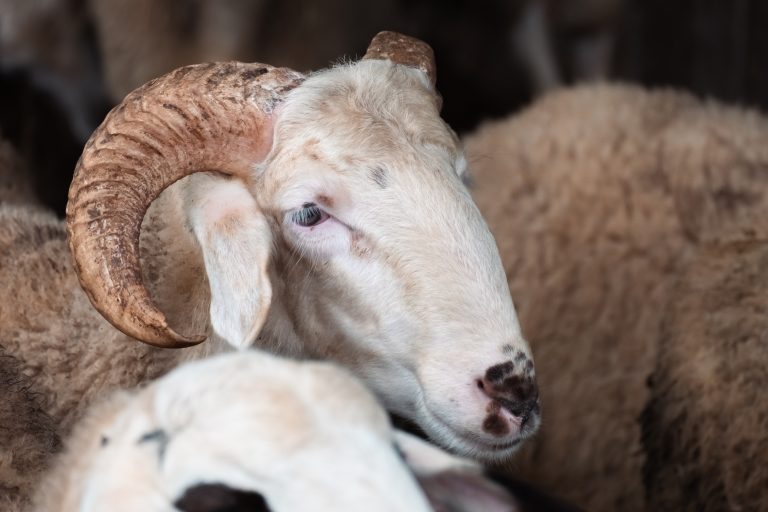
<box><xmin>143</xmin><ymin>328</ymin><xmax>207</xmax><ymax>349</ymax></box>
<box><xmin>168</xmin><ymin>332</ymin><xmax>207</xmax><ymax>349</ymax></box>
<box><xmin>159</xmin><ymin>338</ymin><xmax>207</xmax><ymax>350</ymax></box>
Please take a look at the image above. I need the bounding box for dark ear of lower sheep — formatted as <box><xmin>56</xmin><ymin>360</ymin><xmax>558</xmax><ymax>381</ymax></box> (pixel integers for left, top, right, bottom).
<box><xmin>418</xmin><ymin>470</ymin><xmax>585</xmax><ymax>512</ymax></box>
<box><xmin>174</xmin><ymin>483</ymin><xmax>272</xmax><ymax>512</ymax></box>
<box><xmin>417</xmin><ymin>470</ymin><xmax>521</xmax><ymax>512</ymax></box>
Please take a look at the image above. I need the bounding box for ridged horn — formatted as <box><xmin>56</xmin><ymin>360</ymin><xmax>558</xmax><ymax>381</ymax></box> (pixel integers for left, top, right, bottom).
<box><xmin>363</xmin><ymin>31</ymin><xmax>437</xmax><ymax>86</ymax></box>
<box><xmin>66</xmin><ymin>62</ymin><xmax>304</xmax><ymax>348</ymax></box>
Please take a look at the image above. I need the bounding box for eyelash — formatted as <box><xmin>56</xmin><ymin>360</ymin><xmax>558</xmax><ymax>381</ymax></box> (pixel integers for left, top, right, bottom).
<box><xmin>291</xmin><ymin>203</ymin><xmax>329</xmax><ymax>227</ymax></box>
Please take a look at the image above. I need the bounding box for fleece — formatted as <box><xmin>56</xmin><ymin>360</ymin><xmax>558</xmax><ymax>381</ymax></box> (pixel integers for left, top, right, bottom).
<box><xmin>465</xmin><ymin>83</ymin><xmax>768</xmax><ymax>511</ymax></box>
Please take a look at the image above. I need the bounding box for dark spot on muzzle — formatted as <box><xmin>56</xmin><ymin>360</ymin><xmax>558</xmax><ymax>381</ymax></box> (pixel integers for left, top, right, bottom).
<box><xmin>483</xmin><ymin>401</ymin><xmax>511</xmax><ymax>437</ymax></box>
<box><xmin>483</xmin><ymin>361</ymin><xmax>540</xmax><ymax>426</ymax></box>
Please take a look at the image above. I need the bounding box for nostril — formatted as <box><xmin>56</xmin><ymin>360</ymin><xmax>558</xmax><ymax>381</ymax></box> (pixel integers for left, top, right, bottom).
<box><xmin>476</xmin><ymin>377</ymin><xmax>497</xmax><ymax>401</ymax></box>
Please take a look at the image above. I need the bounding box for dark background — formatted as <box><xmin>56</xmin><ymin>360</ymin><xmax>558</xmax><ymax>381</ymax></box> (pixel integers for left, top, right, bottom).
<box><xmin>2</xmin><ymin>0</ymin><xmax>767</xmax><ymax>216</ymax></box>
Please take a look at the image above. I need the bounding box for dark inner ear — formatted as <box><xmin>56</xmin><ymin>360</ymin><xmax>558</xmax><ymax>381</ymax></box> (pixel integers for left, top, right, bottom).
<box><xmin>174</xmin><ymin>483</ymin><xmax>272</xmax><ymax>512</ymax></box>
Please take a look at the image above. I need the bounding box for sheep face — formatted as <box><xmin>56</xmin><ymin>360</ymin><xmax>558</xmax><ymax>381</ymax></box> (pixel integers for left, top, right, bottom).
<box><xmin>34</xmin><ymin>353</ymin><xmax>433</xmax><ymax>511</ymax></box>
<box><xmin>66</xmin><ymin>34</ymin><xmax>539</xmax><ymax>462</ymax></box>
<box><xmin>185</xmin><ymin>60</ymin><xmax>539</xmax><ymax>460</ymax></box>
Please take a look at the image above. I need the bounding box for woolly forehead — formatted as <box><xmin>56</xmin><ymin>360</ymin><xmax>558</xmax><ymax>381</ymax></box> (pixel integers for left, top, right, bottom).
<box><xmin>265</xmin><ymin>60</ymin><xmax>463</xmax><ymax>192</ymax></box>
<box><xmin>150</xmin><ymin>354</ymin><xmax>392</xmax><ymax>441</ymax></box>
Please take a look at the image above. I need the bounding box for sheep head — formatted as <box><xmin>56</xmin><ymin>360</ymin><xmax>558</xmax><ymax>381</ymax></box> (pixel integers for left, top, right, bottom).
<box><xmin>34</xmin><ymin>353</ymin><xmax>433</xmax><ymax>511</ymax></box>
<box><xmin>35</xmin><ymin>353</ymin><xmax>522</xmax><ymax>511</ymax></box>
<box><xmin>66</xmin><ymin>32</ymin><xmax>539</xmax><ymax>461</ymax></box>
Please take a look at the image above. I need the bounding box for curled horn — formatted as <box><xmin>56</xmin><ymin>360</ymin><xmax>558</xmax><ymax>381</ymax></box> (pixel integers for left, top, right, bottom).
<box><xmin>66</xmin><ymin>62</ymin><xmax>304</xmax><ymax>348</ymax></box>
<box><xmin>363</xmin><ymin>31</ymin><xmax>437</xmax><ymax>86</ymax></box>
<box><xmin>67</xmin><ymin>32</ymin><xmax>433</xmax><ymax>349</ymax></box>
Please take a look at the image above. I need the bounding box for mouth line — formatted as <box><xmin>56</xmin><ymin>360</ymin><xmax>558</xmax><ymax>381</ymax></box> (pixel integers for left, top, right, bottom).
<box><xmin>422</xmin><ymin>407</ymin><xmax>524</xmax><ymax>454</ymax></box>
<box><xmin>449</xmin><ymin>425</ymin><xmax>522</xmax><ymax>451</ymax></box>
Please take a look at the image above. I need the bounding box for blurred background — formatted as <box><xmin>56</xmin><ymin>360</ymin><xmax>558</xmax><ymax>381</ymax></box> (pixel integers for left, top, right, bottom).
<box><xmin>1</xmin><ymin>0</ymin><xmax>766</xmax><ymax>216</ymax></box>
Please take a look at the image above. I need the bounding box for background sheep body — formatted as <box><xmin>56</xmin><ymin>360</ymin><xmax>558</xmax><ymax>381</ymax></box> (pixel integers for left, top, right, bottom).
<box><xmin>0</xmin><ymin>346</ymin><xmax>60</xmax><ymax>511</ymax></box>
<box><xmin>642</xmin><ymin>239</ymin><xmax>768</xmax><ymax>511</ymax></box>
<box><xmin>0</xmin><ymin>204</ymin><xmax>180</xmax><ymax>434</ymax></box>
<box><xmin>466</xmin><ymin>83</ymin><xmax>768</xmax><ymax>510</ymax></box>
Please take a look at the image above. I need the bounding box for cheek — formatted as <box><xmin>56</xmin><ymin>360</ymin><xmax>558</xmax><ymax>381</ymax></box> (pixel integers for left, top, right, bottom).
<box><xmin>287</xmin><ymin>218</ymin><xmax>350</xmax><ymax>259</ymax></box>
<box><xmin>333</xmin><ymin>258</ymin><xmax>420</xmax><ymax>348</ymax></box>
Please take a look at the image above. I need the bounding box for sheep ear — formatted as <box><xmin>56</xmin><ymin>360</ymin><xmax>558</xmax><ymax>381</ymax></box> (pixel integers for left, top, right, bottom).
<box><xmin>417</xmin><ymin>471</ymin><xmax>521</xmax><ymax>512</ymax></box>
<box><xmin>187</xmin><ymin>175</ymin><xmax>273</xmax><ymax>350</ymax></box>
<box><xmin>394</xmin><ymin>431</ymin><xmax>520</xmax><ymax>512</ymax></box>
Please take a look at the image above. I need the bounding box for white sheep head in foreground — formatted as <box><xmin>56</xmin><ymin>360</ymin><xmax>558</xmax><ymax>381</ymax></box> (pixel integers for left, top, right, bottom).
<box><xmin>66</xmin><ymin>32</ymin><xmax>539</xmax><ymax>460</ymax></box>
<box><xmin>34</xmin><ymin>352</ymin><xmax>521</xmax><ymax>512</ymax></box>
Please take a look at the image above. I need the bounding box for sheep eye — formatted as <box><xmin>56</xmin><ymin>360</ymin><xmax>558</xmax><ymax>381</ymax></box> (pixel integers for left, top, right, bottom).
<box><xmin>292</xmin><ymin>203</ymin><xmax>327</xmax><ymax>227</ymax></box>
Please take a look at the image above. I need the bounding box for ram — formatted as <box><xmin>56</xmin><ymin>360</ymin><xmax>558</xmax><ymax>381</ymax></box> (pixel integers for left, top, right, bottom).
<box><xmin>466</xmin><ymin>83</ymin><xmax>768</xmax><ymax>510</ymax></box>
<box><xmin>1</xmin><ymin>32</ymin><xmax>540</xmax><ymax>507</ymax></box>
